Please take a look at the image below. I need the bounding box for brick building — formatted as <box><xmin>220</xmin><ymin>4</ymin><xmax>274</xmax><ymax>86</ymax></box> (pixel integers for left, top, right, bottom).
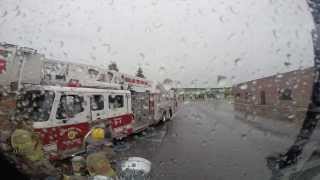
<box><xmin>232</xmin><ymin>67</ymin><xmax>314</xmax><ymax>125</ymax></box>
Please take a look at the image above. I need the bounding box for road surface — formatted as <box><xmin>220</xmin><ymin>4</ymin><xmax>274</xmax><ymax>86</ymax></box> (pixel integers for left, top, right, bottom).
<box><xmin>117</xmin><ymin>100</ymin><xmax>309</xmax><ymax>180</ymax></box>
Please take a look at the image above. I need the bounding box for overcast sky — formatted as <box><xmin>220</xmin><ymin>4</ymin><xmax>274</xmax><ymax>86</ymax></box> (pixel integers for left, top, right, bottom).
<box><xmin>0</xmin><ymin>0</ymin><xmax>316</xmax><ymax>87</ymax></box>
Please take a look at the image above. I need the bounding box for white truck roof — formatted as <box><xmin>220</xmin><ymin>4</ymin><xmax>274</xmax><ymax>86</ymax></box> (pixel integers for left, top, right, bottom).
<box><xmin>0</xmin><ymin>42</ymin><xmax>154</xmax><ymax>93</ymax></box>
<box><xmin>26</xmin><ymin>85</ymin><xmax>130</xmax><ymax>94</ymax></box>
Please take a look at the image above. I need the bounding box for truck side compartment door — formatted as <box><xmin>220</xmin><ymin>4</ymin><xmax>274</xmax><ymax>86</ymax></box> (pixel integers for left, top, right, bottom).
<box><xmin>52</xmin><ymin>92</ymin><xmax>90</xmax><ymax>154</ymax></box>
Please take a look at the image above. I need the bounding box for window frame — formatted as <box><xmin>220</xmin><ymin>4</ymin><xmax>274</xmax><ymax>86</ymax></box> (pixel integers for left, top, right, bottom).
<box><xmin>90</xmin><ymin>94</ymin><xmax>104</xmax><ymax>111</ymax></box>
<box><xmin>56</xmin><ymin>94</ymin><xmax>85</xmax><ymax>120</ymax></box>
<box><xmin>108</xmin><ymin>94</ymin><xmax>124</xmax><ymax>110</ymax></box>
<box><xmin>17</xmin><ymin>90</ymin><xmax>55</xmax><ymax>122</ymax></box>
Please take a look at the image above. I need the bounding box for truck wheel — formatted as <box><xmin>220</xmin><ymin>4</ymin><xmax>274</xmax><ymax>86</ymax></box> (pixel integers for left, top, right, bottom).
<box><xmin>169</xmin><ymin>109</ymin><xmax>173</xmax><ymax>119</ymax></box>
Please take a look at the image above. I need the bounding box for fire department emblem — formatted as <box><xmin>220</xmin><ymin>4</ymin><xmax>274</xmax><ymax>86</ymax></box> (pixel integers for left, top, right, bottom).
<box><xmin>67</xmin><ymin>129</ymin><xmax>79</xmax><ymax>140</ymax></box>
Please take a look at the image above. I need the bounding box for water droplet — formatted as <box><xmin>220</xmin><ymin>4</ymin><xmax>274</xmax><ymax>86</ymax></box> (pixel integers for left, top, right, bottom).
<box><xmin>1</xmin><ymin>10</ymin><xmax>8</xmax><ymax>17</ymax></box>
<box><xmin>286</xmin><ymin>41</ymin><xmax>292</xmax><ymax>48</ymax></box>
<box><xmin>159</xmin><ymin>66</ymin><xmax>166</xmax><ymax>74</ymax></box>
<box><xmin>228</xmin><ymin>33</ymin><xmax>235</xmax><ymax>40</ymax></box>
<box><xmin>16</xmin><ymin>10</ymin><xmax>21</xmax><ymax>17</ymax></box>
<box><xmin>59</xmin><ymin>41</ymin><xmax>64</xmax><ymax>48</ymax></box>
<box><xmin>210</xmin><ymin>128</ymin><xmax>216</xmax><ymax>134</ymax></box>
<box><xmin>217</xmin><ymin>75</ymin><xmax>227</xmax><ymax>86</ymax></box>
<box><xmin>229</xmin><ymin>6</ymin><xmax>238</xmax><ymax>14</ymax></box>
<box><xmin>276</xmin><ymin>74</ymin><xmax>283</xmax><ymax>78</ymax></box>
<box><xmin>295</xmin><ymin>30</ymin><xmax>300</xmax><ymax>39</ymax></box>
<box><xmin>242</xmin><ymin>171</ymin><xmax>248</xmax><ymax>177</ymax></box>
<box><xmin>203</xmin><ymin>81</ymin><xmax>209</xmax><ymax>85</ymax></box>
<box><xmin>264</xmin><ymin>131</ymin><xmax>271</xmax><ymax>137</ymax></box>
<box><xmin>145</xmin><ymin>27</ymin><xmax>152</xmax><ymax>33</ymax></box>
<box><xmin>195</xmin><ymin>122</ymin><xmax>202</xmax><ymax>126</ymax></box>
<box><xmin>272</xmin><ymin>29</ymin><xmax>278</xmax><ymax>39</ymax></box>
<box><xmin>201</xmin><ymin>140</ymin><xmax>208</xmax><ymax>147</ymax></box>
<box><xmin>241</xmin><ymin>133</ymin><xmax>247</xmax><ymax>140</ymax></box>
<box><xmin>108</xmin><ymin>0</ymin><xmax>114</xmax><ymax>5</ymax></box>
<box><xmin>90</xmin><ymin>54</ymin><xmax>96</xmax><ymax>60</ymax></box>
<box><xmin>219</xmin><ymin>16</ymin><xmax>224</xmax><ymax>23</ymax></box>
<box><xmin>1</xmin><ymin>90</ymin><xmax>8</xmax><ymax>97</ymax></box>
<box><xmin>288</xmin><ymin>114</ymin><xmax>295</xmax><ymax>119</ymax></box>
<box><xmin>139</xmin><ymin>53</ymin><xmax>145</xmax><ymax>60</ymax></box>
<box><xmin>163</xmin><ymin>78</ymin><xmax>173</xmax><ymax>85</ymax></box>
<box><xmin>286</xmin><ymin>53</ymin><xmax>292</xmax><ymax>59</ymax></box>
<box><xmin>240</xmin><ymin>84</ymin><xmax>248</xmax><ymax>90</ymax></box>
<box><xmin>284</xmin><ymin>61</ymin><xmax>291</xmax><ymax>67</ymax></box>
<box><xmin>77</xmin><ymin>67</ymin><xmax>84</xmax><ymax>73</ymax></box>
<box><xmin>234</xmin><ymin>58</ymin><xmax>241</xmax><ymax>66</ymax></box>
<box><xmin>97</xmin><ymin>26</ymin><xmax>102</xmax><ymax>32</ymax></box>
<box><xmin>151</xmin><ymin>0</ymin><xmax>159</xmax><ymax>6</ymax></box>
<box><xmin>153</xmin><ymin>22</ymin><xmax>162</xmax><ymax>29</ymax></box>
<box><xmin>102</xmin><ymin>43</ymin><xmax>111</xmax><ymax>52</ymax></box>
<box><xmin>144</xmin><ymin>62</ymin><xmax>150</xmax><ymax>66</ymax></box>
<box><xmin>63</xmin><ymin>52</ymin><xmax>68</xmax><ymax>57</ymax></box>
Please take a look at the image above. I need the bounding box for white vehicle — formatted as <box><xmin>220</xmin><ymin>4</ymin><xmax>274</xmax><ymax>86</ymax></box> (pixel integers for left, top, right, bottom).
<box><xmin>0</xmin><ymin>43</ymin><xmax>177</xmax><ymax>160</ymax></box>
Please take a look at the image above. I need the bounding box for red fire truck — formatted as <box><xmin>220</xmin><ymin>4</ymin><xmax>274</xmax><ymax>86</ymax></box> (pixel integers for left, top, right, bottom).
<box><xmin>0</xmin><ymin>43</ymin><xmax>177</xmax><ymax>159</ymax></box>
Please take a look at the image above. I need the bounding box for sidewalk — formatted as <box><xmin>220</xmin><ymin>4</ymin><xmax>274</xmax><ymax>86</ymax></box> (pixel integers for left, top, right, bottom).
<box><xmin>235</xmin><ymin>112</ymin><xmax>301</xmax><ymax>139</ymax></box>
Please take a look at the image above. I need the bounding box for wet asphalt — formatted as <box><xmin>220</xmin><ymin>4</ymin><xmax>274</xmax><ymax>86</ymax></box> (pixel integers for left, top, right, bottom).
<box><xmin>117</xmin><ymin>100</ymin><xmax>310</xmax><ymax>180</ymax></box>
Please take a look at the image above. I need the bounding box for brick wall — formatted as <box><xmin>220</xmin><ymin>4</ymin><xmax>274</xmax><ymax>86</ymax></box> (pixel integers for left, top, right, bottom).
<box><xmin>233</xmin><ymin>67</ymin><xmax>314</xmax><ymax>125</ymax></box>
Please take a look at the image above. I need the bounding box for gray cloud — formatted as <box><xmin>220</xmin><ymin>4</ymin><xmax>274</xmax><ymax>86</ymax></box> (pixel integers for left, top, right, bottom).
<box><xmin>0</xmin><ymin>0</ymin><xmax>315</xmax><ymax>87</ymax></box>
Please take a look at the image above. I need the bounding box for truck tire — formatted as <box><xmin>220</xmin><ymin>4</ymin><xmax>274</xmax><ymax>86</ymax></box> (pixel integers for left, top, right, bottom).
<box><xmin>169</xmin><ymin>109</ymin><xmax>173</xmax><ymax>119</ymax></box>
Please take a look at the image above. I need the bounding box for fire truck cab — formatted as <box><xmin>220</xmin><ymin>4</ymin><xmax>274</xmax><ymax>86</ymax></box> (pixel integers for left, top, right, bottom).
<box><xmin>16</xmin><ymin>85</ymin><xmax>134</xmax><ymax>159</ymax></box>
<box><xmin>16</xmin><ymin>83</ymin><xmax>176</xmax><ymax>159</ymax></box>
<box><xmin>0</xmin><ymin>42</ymin><xmax>178</xmax><ymax>159</ymax></box>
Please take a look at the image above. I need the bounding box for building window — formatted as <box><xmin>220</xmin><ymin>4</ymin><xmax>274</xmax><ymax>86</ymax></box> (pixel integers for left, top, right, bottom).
<box><xmin>56</xmin><ymin>95</ymin><xmax>84</xmax><ymax>119</ymax></box>
<box><xmin>279</xmin><ymin>88</ymin><xmax>292</xmax><ymax>100</ymax></box>
<box><xmin>260</xmin><ymin>91</ymin><xmax>266</xmax><ymax>105</ymax></box>
<box><xmin>91</xmin><ymin>95</ymin><xmax>104</xmax><ymax>111</ymax></box>
<box><xmin>109</xmin><ymin>95</ymin><xmax>124</xmax><ymax>109</ymax></box>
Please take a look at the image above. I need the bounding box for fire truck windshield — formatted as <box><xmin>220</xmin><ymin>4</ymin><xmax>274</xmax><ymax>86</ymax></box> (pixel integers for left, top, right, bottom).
<box><xmin>16</xmin><ymin>90</ymin><xmax>55</xmax><ymax>122</ymax></box>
